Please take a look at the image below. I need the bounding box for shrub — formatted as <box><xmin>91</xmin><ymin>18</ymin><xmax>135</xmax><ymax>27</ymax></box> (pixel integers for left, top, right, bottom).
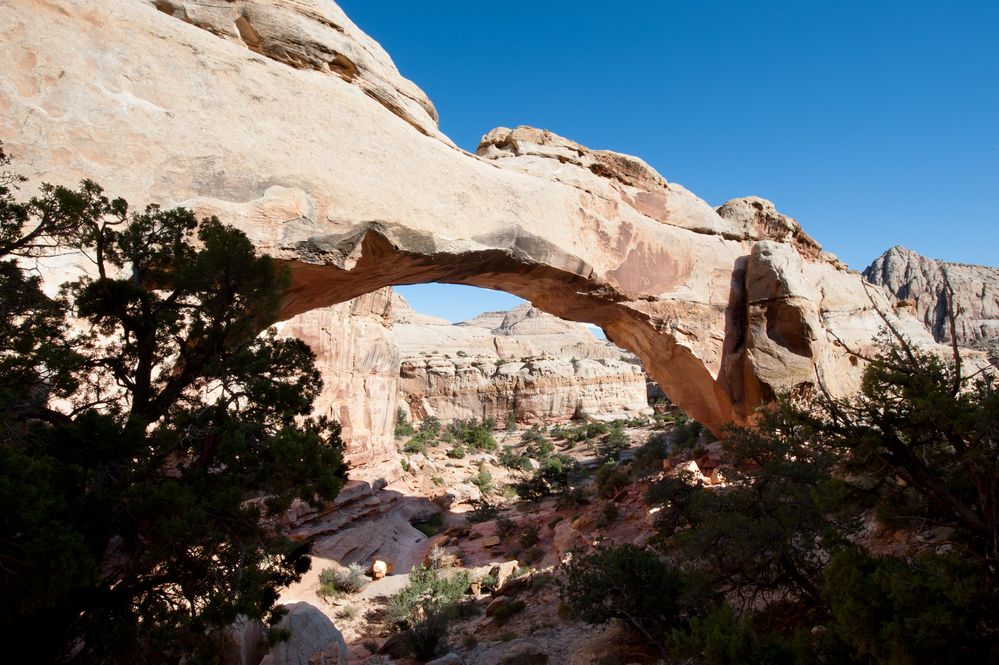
<box><xmin>560</xmin><ymin>545</ymin><xmax>684</xmax><ymax>658</ymax></box>
<box><xmin>402</xmin><ymin>436</ymin><xmax>428</xmax><ymax>454</ymax></box>
<box><xmin>596</xmin><ymin>501</ymin><xmax>619</xmax><ymax>528</ymax></box>
<box><xmin>335</xmin><ymin>605</ymin><xmax>359</xmax><ymax>621</ymax></box>
<box><xmin>505</xmin><ymin>411</ymin><xmax>518</xmax><ymax>431</ymax></box>
<box><xmin>318</xmin><ymin>563</ymin><xmax>367</xmax><ymax>597</ymax></box>
<box><xmin>404</xmin><ymin>609</ymin><xmax>450</xmax><ymax>660</ymax></box>
<box><xmin>446</xmin><ymin>444</ymin><xmax>466</xmax><ymax>459</ymax></box>
<box><xmin>465</xmin><ymin>498</ymin><xmax>499</xmax><ymax>523</ymax></box>
<box><xmin>470</xmin><ymin>465</ymin><xmax>493</xmax><ymax>494</ymax></box>
<box><xmin>387</xmin><ymin>565</ymin><xmax>471</xmax><ymax>627</ymax></box>
<box><xmin>419</xmin><ymin>416</ymin><xmax>441</xmax><ymax>434</ymax></box>
<box><xmin>601</xmin><ymin>422</ymin><xmax>629</xmax><ymax>457</ymax></box>
<box><xmin>395</xmin><ymin>408</ymin><xmax>415</xmax><ymax>437</ymax></box>
<box><xmin>467</xmin><ymin>426</ymin><xmax>497</xmax><ymax>451</ymax></box>
<box><xmin>519</xmin><ymin>545</ymin><xmax>544</xmax><ymax>565</ymax></box>
<box><xmin>412</xmin><ymin>514</ymin><xmax>445</xmax><ymax>538</ymax></box>
<box><xmin>670</xmin><ymin>415</ymin><xmax>703</xmax><ymax>452</ymax></box>
<box><xmin>498</xmin><ymin>446</ymin><xmax>532</xmax><ymax>470</ymax></box>
<box><xmin>491</xmin><ymin>599</ymin><xmax>527</xmax><ymax>626</ymax></box>
<box><xmin>594</xmin><ymin>462</ymin><xmax>630</xmax><ymax>498</ymax></box>
<box><xmin>633</xmin><ymin>431</ymin><xmax>670</xmax><ymax>472</ymax></box>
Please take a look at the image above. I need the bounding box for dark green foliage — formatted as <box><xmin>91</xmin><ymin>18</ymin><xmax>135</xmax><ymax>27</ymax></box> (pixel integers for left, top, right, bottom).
<box><xmin>419</xmin><ymin>416</ymin><xmax>441</xmax><ymax>434</ymax></box>
<box><xmin>520</xmin><ymin>423</ymin><xmax>547</xmax><ymax>445</ymax></box>
<box><xmin>394</xmin><ymin>408</ymin><xmax>415</xmax><ymax>437</ymax></box>
<box><xmin>0</xmin><ymin>153</ymin><xmax>346</xmax><ymax>664</ymax></box>
<box><xmin>491</xmin><ymin>598</ymin><xmax>526</xmax><ymax>625</ymax></box>
<box><xmin>412</xmin><ymin>513</ymin><xmax>446</xmax><ymax>538</ymax></box>
<box><xmin>504</xmin><ymin>410</ymin><xmax>518</xmax><ymax>431</ymax></box>
<box><xmin>514</xmin><ymin>453</ymin><xmax>576</xmax><ymax>500</ymax></box>
<box><xmin>670</xmin><ymin>413</ymin><xmax>704</xmax><ymax>452</ymax></box>
<box><xmin>387</xmin><ymin>565</ymin><xmax>471</xmax><ymax>658</ymax></box>
<box><xmin>595</xmin><ymin>501</ymin><xmax>619</xmax><ymax>528</ymax></box>
<box><xmin>444</xmin><ymin>417</ymin><xmax>497</xmax><ymax>451</ymax></box>
<box><xmin>633</xmin><ymin>431</ymin><xmax>670</xmax><ymax>473</ymax></box>
<box><xmin>470</xmin><ymin>464</ymin><xmax>494</xmax><ymax>494</ymax></box>
<box><xmin>498</xmin><ymin>445</ymin><xmax>533</xmax><ymax>470</ymax></box>
<box><xmin>560</xmin><ymin>545</ymin><xmax>685</xmax><ymax>657</ymax></box>
<box><xmin>648</xmin><ymin>408</ymin><xmax>847</xmax><ymax>609</ymax></box>
<box><xmin>594</xmin><ymin>462</ymin><xmax>630</xmax><ymax>499</ymax></box>
<box><xmin>678</xmin><ymin>604</ymin><xmax>805</xmax><ymax>665</ymax></box>
<box><xmin>637</xmin><ymin>326</ymin><xmax>999</xmax><ymax>663</ymax></box>
<box><xmin>820</xmin><ymin>548</ymin><xmax>996</xmax><ymax>664</ymax></box>
<box><xmin>402</xmin><ymin>429</ymin><xmax>438</xmax><ymax>454</ymax></box>
<box><xmin>446</xmin><ymin>444</ymin><xmax>466</xmax><ymax>459</ymax></box>
<box><xmin>464</xmin><ymin>498</ymin><xmax>499</xmax><ymax>523</ymax></box>
<box><xmin>601</xmin><ymin>420</ymin><xmax>630</xmax><ymax>458</ymax></box>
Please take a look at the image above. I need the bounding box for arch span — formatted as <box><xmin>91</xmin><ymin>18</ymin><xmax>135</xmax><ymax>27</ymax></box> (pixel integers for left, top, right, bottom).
<box><xmin>0</xmin><ymin>0</ymin><xmax>936</xmax><ymax>435</ymax></box>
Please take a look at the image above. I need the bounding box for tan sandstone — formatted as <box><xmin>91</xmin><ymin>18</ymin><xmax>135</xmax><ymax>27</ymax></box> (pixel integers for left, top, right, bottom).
<box><xmin>0</xmin><ymin>0</ymin><xmax>940</xmax><ymax>435</ymax></box>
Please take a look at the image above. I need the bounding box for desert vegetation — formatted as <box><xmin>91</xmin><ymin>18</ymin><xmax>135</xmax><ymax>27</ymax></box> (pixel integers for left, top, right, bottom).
<box><xmin>0</xmin><ymin>150</ymin><xmax>346</xmax><ymax>663</ymax></box>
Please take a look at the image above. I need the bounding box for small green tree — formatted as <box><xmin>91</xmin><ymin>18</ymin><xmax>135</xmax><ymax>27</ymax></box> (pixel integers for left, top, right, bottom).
<box><xmin>560</xmin><ymin>544</ymin><xmax>685</xmax><ymax>658</ymax></box>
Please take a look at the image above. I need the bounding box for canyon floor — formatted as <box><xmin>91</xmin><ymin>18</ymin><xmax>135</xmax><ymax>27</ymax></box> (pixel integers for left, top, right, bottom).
<box><xmin>281</xmin><ymin>416</ymin><xmax>693</xmax><ymax>664</ymax></box>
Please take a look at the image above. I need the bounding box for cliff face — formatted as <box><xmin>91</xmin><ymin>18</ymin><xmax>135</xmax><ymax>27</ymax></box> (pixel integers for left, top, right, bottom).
<box><xmin>392</xmin><ymin>297</ymin><xmax>651</xmax><ymax>423</ymax></box>
<box><xmin>0</xmin><ymin>0</ymin><xmax>943</xmax><ymax>435</ymax></box>
<box><xmin>275</xmin><ymin>290</ymin><xmax>400</xmax><ymax>467</ymax></box>
<box><xmin>863</xmin><ymin>247</ymin><xmax>999</xmax><ymax>362</ymax></box>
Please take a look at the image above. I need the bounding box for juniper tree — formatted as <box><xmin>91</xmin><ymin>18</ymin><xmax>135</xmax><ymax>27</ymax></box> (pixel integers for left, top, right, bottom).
<box><xmin>0</xmin><ymin>146</ymin><xmax>346</xmax><ymax>664</ymax></box>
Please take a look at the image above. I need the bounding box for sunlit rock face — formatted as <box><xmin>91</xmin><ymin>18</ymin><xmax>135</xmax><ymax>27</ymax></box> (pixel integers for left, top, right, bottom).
<box><xmin>0</xmin><ymin>0</ymin><xmax>938</xmax><ymax>435</ymax></box>
<box><xmin>274</xmin><ymin>289</ymin><xmax>399</xmax><ymax>467</ymax></box>
<box><xmin>864</xmin><ymin>247</ymin><xmax>999</xmax><ymax>364</ymax></box>
<box><xmin>392</xmin><ymin>296</ymin><xmax>652</xmax><ymax>424</ymax></box>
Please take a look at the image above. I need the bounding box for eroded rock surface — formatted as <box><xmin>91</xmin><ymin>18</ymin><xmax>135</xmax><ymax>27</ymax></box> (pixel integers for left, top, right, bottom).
<box><xmin>275</xmin><ymin>289</ymin><xmax>399</xmax><ymax>467</ymax></box>
<box><xmin>393</xmin><ymin>296</ymin><xmax>651</xmax><ymax>423</ymax></box>
<box><xmin>0</xmin><ymin>0</ymin><xmax>937</xmax><ymax>434</ymax></box>
<box><xmin>864</xmin><ymin>246</ymin><xmax>999</xmax><ymax>363</ymax></box>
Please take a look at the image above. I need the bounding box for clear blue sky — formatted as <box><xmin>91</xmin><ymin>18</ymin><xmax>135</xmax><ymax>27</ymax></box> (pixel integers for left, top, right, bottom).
<box><xmin>339</xmin><ymin>0</ymin><xmax>998</xmax><ymax>322</ymax></box>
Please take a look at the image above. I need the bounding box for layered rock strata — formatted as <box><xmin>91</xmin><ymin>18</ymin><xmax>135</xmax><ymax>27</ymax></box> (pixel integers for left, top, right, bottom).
<box><xmin>393</xmin><ymin>296</ymin><xmax>651</xmax><ymax>423</ymax></box>
<box><xmin>864</xmin><ymin>246</ymin><xmax>999</xmax><ymax>363</ymax></box>
<box><xmin>0</xmin><ymin>0</ymin><xmax>939</xmax><ymax>434</ymax></box>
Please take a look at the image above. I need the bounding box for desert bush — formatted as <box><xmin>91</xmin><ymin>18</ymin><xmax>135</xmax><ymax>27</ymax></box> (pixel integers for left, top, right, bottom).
<box><xmin>594</xmin><ymin>461</ymin><xmax>630</xmax><ymax>498</ymax></box>
<box><xmin>498</xmin><ymin>446</ymin><xmax>532</xmax><ymax>470</ymax></box>
<box><xmin>470</xmin><ymin>465</ymin><xmax>494</xmax><ymax>494</ymax></box>
<box><xmin>446</xmin><ymin>444</ymin><xmax>466</xmax><ymax>459</ymax></box>
<box><xmin>318</xmin><ymin>563</ymin><xmax>367</xmax><ymax>597</ymax></box>
<box><xmin>560</xmin><ymin>544</ymin><xmax>685</xmax><ymax>658</ymax></box>
<box><xmin>412</xmin><ymin>514</ymin><xmax>446</xmax><ymax>538</ymax></box>
<box><xmin>491</xmin><ymin>599</ymin><xmax>527</xmax><ymax>626</ymax></box>
<box><xmin>595</xmin><ymin>501</ymin><xmax>619</xmax><ymax>528</ymax></box>
<box><xmin>465</xmin><ymin>498</ymin><xmax>499</xmax><ymax>523</ymax></box>
<box><xmin>419</xmin><ymin>416</ymin><xmax>442</xmax><ymax>434</ymax></box>
<box><xmin>395</xmin><ymin>408</ymin><xmax>415</xmax><ymax>437</ymax></box>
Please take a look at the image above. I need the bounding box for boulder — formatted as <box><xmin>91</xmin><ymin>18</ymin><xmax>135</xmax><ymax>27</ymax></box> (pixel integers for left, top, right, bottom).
<box><xmin>476</xmin><ymin>639</ymin><xmax>549</xmax><ymax>665</ymax></box>
<box><xmin>370</xmin><ymin>560</ymin><xmax>389</xmax><ymax>579</ymax></box>
<box><xmin>259</xmin><ymin>603</ymin><xmax>346</xmax><ymax>665</ymax></box>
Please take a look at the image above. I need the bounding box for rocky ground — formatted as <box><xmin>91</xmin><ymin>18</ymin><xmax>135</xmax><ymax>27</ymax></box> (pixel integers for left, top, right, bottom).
<box><xmin>277</xmin><ymin>414</ymin><xmax>702</xmax><ymax>665</ymax></box>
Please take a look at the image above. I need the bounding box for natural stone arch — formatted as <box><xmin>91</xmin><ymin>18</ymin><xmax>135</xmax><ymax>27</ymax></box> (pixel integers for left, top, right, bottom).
<box><xmin>275</xmin><ymin>224</ymin><xmax>740</xmax><ymax>434</ymax></box>
<box><xmin>0</xmin><ymin>0</ymin><xmax>936</xmax><ymax>436</ymax></box>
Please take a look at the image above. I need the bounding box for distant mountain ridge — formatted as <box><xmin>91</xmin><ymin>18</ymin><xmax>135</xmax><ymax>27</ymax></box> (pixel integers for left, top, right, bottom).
<box><xmin>863</xmin><ymin>246</ymin><xmax>999</xmax><ymax>363</ymax></box>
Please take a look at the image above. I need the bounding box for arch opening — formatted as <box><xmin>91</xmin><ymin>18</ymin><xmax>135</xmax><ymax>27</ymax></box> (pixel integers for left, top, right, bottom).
<box><xmin>272</xmin><ymin>227</ymin><xmax>744</xmax><ymax>442</ymax></box>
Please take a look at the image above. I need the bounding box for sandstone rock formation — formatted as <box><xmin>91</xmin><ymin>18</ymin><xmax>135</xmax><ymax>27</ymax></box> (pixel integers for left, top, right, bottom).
<box><xmin>259</xmin><ymin>602</ymin><xmax>346</xmax><ymax>665</ymax></box>
<box><xmin>0</xmin><ymin>0</ymin><xmax>938</xmax><ymax>434</ymax></box>
<box><xmin>274</xmin><ymin>289</ymin><xmax>399</xmax><ymax>467</ymax></box>
<box><xmin>864</xmin><ymin>246</ymin><xmax>999</xmax><ymax>363</ymax></box>
<box><xmin>393</xmin><ymin>296</ymin><xmax>651</xmax><ymax>423</ymax></box>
